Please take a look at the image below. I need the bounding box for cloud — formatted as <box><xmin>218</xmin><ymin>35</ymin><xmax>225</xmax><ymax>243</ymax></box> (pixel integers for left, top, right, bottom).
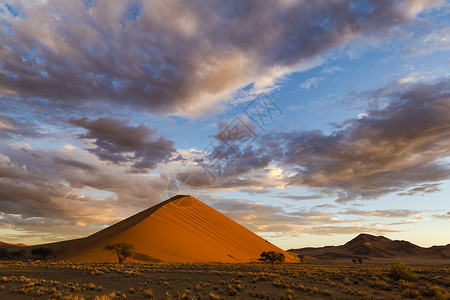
<box><xmin>277</xmin><ymin>194</ymin><xmax>326</xmax><ymax>201</ymax></box>
<box><xmin>0</xmin><ymin>114</ymin><xmax>38</xmax><ymax>139</ymax></box>
<box><xmin>69</xmin><ymin>117</ymin><xmax>175</xmax><ymax>170</ymax></box>
<box><xmin>342</xmin><ymin>209</ymin><xmax>423</xmax><ymax>218</ymax></box>
<box><xmin>206</xmin><ymin>197</ymin><xmax>400</xmax><ymax>238</ymax></box>
<box><xmin>300</xmin><ymin>225</ymin><xmax>400</xmax><ymax>236</ymax></box>
<box><xmin>266</xmin><ymin>78</ymin><xmax>450</xmax><ymax>201</ymax></box>
<box><xmin>0</xmin><ymin>0</ymin><xmax>442</xmax><ymax>116</ymax></box>
<box><xmin>322</xmin><ymin>65</ymin><xmax>344</xmax><ymax>75</ymax></box>
<box><xmin>190</xmin><ymin>78</ymin><xmax>450</xmax><ymax>201</ymax></box>
<box><xmin>299</xmin><ymin>77</ymin><xmax>323</xmax><ymax>90</ymax></box>
<box><xmin>433</xmin><ymin>211</ymin><xmax>450</xmax><ymax>219</ymax></box>
<box><xmin>397</xmin><ymin>183</ymin><xmax>442</xmax><ymax>196</ymax></box>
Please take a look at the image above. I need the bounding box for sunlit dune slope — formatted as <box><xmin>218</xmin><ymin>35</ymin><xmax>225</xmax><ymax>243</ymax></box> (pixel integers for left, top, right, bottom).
<box><xmin>52</xmin><ymin>195</ymin><xmax>297</xmax><ymax>263</ymax></box>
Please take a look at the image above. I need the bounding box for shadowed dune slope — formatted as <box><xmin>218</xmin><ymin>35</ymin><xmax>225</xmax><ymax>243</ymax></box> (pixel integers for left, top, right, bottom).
<box><xmin>48</xmin><ymin>195</ymin><xmax>297</xmax><ymax>263</ymax></box>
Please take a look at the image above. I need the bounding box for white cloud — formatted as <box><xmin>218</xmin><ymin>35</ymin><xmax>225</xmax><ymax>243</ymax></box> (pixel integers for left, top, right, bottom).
<box><xmin>299</xmin><ymin>77</ymin><xmax>323</xmax><ymax>90</ymax></box>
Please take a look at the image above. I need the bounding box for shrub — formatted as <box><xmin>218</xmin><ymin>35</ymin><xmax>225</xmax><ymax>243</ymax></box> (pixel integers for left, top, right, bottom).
<box><xmin>142</xmin><ymin>289</ymin><xmax>153</xmax><ymax>298</ymax></box>
<box><xmin>387</xmin><ymin>260</ymin><xmax>416</xmax><ymax>281</ymax></box>
<box><xmin>402</xmin><ymin>288</ymin><xmax>419</xmax><ymax>298</ymax></box>
<box><xmin>259</xmin><ymin>251</ymin><xmax>285</xmax><ymax>264</ymax></box>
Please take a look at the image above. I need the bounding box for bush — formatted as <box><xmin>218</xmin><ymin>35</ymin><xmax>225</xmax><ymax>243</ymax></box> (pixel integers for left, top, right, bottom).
<box><xmin>259</xmin><ymin>251</ymin><xmax>285</xmax><ymax>264</ymax></box>
<box><xmin>387</xmin><ymin>260</ymin><xmax>416</xmax><ymax>281</ymax></box>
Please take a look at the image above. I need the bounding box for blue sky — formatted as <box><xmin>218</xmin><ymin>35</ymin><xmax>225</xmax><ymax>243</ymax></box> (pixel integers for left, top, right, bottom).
<box><xmin>0</xmin><ymin>0</ymin><xmax>449</xmax><ymax>249</ymax></box>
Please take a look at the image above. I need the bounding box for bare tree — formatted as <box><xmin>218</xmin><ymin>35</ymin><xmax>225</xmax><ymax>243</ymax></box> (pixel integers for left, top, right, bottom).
<box><xmin>103</xmin><ymin>242</ymin><xmax>135</xmax><ymax>263</ymax></box>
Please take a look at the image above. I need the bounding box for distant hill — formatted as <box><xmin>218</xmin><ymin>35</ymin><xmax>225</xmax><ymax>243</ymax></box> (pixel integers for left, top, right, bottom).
<box><xmin>289</xmin><ymin>233</ymin><xmax>450</xmax><ymax>261</ymax></box>
<box><xmin>31</xmin><ymin>195</ymin><xmax>298</xmax><ymax>263</ymax></box>
<box><xmin>0</xmin><ymin>241</ymin><xmax>27</xmax><ymax>248</ymax></box>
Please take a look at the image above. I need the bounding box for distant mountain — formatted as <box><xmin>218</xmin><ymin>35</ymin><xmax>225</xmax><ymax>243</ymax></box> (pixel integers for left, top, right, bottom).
<box><xmin>289</xmin><ymin>233</ymin><xmax>450</xmax><ymax>260</ymax></box>
<box><xmin>0</xmin><ymin>241</ymin><xmax>27</xmax><ymax>248</ymax></box>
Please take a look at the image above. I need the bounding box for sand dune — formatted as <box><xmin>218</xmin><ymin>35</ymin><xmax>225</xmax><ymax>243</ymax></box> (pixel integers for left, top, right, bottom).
<box><xmin>0</xmin><ymin>241</ymin><xmax>27</xmax><ymax>248</ymax></box>
<box><xmin>44</xmin><ymin>195</ymin><xmax>297</xmax><ymax>263</ymax></box>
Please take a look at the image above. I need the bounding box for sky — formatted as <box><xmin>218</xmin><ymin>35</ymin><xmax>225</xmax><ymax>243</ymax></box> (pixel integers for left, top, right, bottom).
<box><xmin>0</xmin><ymin>0</ymin><xmax>449</xmax><ymax>249</ymax></box>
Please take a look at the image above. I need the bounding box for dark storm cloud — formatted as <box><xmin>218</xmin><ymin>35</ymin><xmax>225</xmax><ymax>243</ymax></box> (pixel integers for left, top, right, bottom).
<box><xmin>69</xmin><ymin>117</ymin><xmax>175</xmax><ymax>170</ymax></box>
<box><xmin>0</xmin><ymin>0</ymin><xmax>441</xmax><ymax>116</ymax></box>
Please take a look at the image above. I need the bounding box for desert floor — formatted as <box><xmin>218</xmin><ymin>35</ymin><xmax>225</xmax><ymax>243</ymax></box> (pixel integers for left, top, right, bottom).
<box><xmin>0</xmin><ymin>260</ymin><xmax>449</xmax><ymax>299</ymax></box>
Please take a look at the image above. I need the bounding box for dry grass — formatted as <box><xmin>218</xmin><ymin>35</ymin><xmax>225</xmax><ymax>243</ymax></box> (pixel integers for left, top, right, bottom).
<box><xmin>0</xmin><ymin>260</ymin><xmax>448</xmax><ymax>299</ymax></box>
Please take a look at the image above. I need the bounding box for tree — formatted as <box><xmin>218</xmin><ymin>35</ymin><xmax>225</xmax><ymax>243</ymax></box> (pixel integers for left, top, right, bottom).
<box><xmin>352</xmin><ymin>258</ymin><xmax>357</xmax><ymax>264</ymax></box>
<box><xmin>10</xmin><ymin>249</ymin><xmax>25</xmax><ymax>260</ymax></box>
<box><xmin>259</xmin><ymin>251</ymin><xmax>285</xmax><ymax>265</ymax></box>
<box><xmin>103</xmin><ymin>242</ymin><xmax>135</xmax><ymax>263</ymax></box>
<box><xmin>297</xmin><ymin>254</ymin><xmax>305</xmax><ymax>263</ymax></box>
<box><xmin>0</xmin><ymin>248</ymin><xmax>11</xmax><ymax>259</ymax></box>
<box><xmin>357</xmin><ymin>257</ymin><xmax>363</xmax><ymax>264</ymax></box>
<box><xmin>31</xmin><ymin>247</ymin><xmax>54</xmax><ymax>260</ymax></box>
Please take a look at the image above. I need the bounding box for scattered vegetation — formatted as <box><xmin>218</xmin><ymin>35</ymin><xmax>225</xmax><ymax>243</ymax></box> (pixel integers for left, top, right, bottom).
<box><xmin>0</xmin><ymin>259</ymin><xmax>448</xmax><ymax>299</ymax></box>
<box><xmin>102</xmin><ymin>242</ymin><xmax>135</xmax><ymax>263</ymax></box>
<box><xmin>259</xmin><ymin>251</ymin><xmax>285</xmax><ymax>264</ymax></box>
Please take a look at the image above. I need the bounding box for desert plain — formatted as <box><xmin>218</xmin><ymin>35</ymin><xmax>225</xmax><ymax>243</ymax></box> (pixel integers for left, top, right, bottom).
<box><xmin>1</xmin><ymin>259</ymin><xmax>449</xmax><ymax>299</ymax></box>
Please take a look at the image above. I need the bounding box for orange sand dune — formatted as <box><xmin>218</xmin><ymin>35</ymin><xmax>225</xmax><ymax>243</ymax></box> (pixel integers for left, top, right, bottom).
<box><xmin>0</xmin><ymin>241</ymin><xmax>27</xmax><ymax>248</ymax></box>
<box><xmin>49</xmin><ymin>195</ymin><xmax>297</xmax><ymax>263</ymax></box>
